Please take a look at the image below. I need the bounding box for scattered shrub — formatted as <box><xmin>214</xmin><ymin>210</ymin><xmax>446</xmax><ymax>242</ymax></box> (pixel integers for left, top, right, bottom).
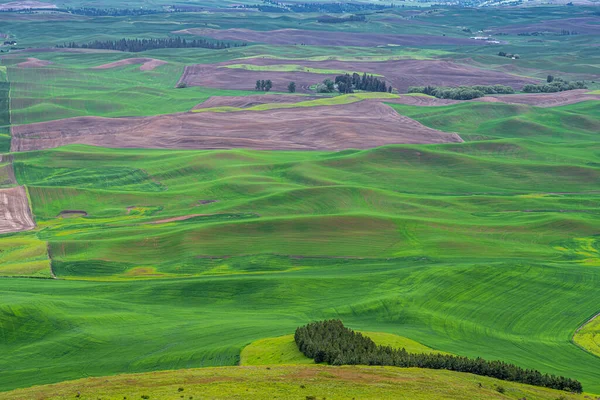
<box><xmin>496</xmin><ymin>385</ymin><xmax>506</xmax><ymax>393</ymax></box>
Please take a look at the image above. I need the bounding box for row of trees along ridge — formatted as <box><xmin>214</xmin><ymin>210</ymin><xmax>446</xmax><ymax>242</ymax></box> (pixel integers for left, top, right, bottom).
<box><xmin>294</xmin><ymin>320</ymin><xmax>583</xmax><ymax>393</ymax></box>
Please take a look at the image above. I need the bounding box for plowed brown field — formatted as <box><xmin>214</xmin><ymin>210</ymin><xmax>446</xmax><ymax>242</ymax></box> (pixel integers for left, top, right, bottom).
<box><xmin>179</xmin><ymin>58</ymin><xmax>538</xmax><ymax>93</ymax></box>
<box><xmin>11</xmin><ymin>101</ymin><xmax>462</xmax><ymax>152</ymax></box>
<box><xmin>0</xmin><ymin>186</ymin><xmax>35</xmax><ymax>234</ymax></box>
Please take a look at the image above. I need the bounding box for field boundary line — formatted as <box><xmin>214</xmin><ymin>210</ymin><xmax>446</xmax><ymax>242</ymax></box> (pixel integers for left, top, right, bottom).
<box><xmin>46</xmin><ymin>242</ymin><xmax>57</xmax><ymax>279</ymax></box>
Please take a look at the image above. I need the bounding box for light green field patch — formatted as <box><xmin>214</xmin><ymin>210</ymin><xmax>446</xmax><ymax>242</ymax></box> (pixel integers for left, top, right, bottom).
<box><xmin>0</xmin><ymin>235</ymin><xmax>52</xmax><ymax>278</ymax></box>
<box><xmin>574</xmin><ymin>314</ymin><xmax>600</xmax><ymax>358</ymax></box>
<box><xmin>587</xmin><ymin>90</ymin><xmax>600</xmax><ymax>95</ymax></box>
<box><xmin>362</xmin><ymin>331</ymin><xmax>451</xmax><ymax>355</ymax></box>
<box><xmin>241</xmin><ymin>331</ymin><xmax>447</xmax><ymax>366</ymax></box>
<box><xmin>194</xmin><ymin>92</ymin><xmax>399</xmax><ymax>113</ymax></box>
<box><xmin>240</xmin><ymin>334</ymin><xmax>313</xmax><ymax>365</ymax></box>
<box><xmin>0</xmin><ymin>66</ymin><xmax>7</xmax><ymax>82</ymax></box>
<box><xmin>223</xmin><ymin>63</ymin><xmax>382</xmax><ymax>76</ymax></box>
<box><xmin>236</xmin><ymin>49</ymin><xmax>451</xmax><ymax>62</ymax></box>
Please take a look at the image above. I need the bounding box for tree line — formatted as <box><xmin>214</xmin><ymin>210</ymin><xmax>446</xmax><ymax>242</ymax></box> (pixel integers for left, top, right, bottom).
<box><xmin>56</xmin><ymin>37</ymin><xmax>245</xmax><ymax>52</ymax></box>
<box><xmin>334</xmin><ymin>73</ymin><xmax>392</xmax><ymax>94</ymax></box>
<box><xmin>408</xmin><ymin>85</ymin><xmax>514</xmax><ymax>100</ymax></box>
<box><xmin>522</xmin><ymin>78</ymin><xmax>586</xmax><ymax>93</ymax></box>
<box><xmin>295</xmin><ymin>320</ymin><xmax>582</xmax><ymax>393</ymax></box>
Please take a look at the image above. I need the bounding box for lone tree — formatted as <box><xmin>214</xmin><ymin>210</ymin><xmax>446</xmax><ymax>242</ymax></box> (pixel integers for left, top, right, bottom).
<box><xmin>264</xmin><ymin>80</ymin><xmax>273</xmax><ymax>92</ymax></box>
<box><xmin>288</xmin><ymin>81</ymin><xmax>296</xmax><ymax>93</ymax></box>
<box><xmin>547</xmin><ymin>75</ymin><xmax>554</xmax><ymax>83</ymax></box>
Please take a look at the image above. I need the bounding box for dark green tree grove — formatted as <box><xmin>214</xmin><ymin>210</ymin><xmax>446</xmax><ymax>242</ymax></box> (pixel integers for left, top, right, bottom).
<box><xmin>295</xmin><ymin>320</ymin><xmax>582</xmax><ymax>393</ymax></box>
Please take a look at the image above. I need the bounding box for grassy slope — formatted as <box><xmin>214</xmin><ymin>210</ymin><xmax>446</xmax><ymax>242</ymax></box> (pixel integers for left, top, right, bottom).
<box><xmin>573</xmin><ymin>314</ymin><xmax>600</xmax><ymax>358</ymax></box>
<box><xmin>1</xmin><ymin>365</ymin><xmax>594</xmax><ymax>400</ymax></box>
<box><xmin>240</xmin><ymin>332</ymin><xmax>448</xmax><ymax>366</ymax></box>
<box><xmin>4</xmin><ymin>61</ymin><xmax>256</xmax><ymax>125</ymax></box>
<box><xmin>0</xmin><ymin>66</ymin><xmax>9</xmax><ymax>152</ymax></box>
<box><xmin>2</xmin><ymin>122</ymin><xmax>600</xmax><ymax>391</ymax></box>
<box><xmin>387</xmin><ymin>101</ymin><xmax>600</xmax><ymax>143</ymax></box>
<box><xmin>224</xmin><ymin>63</ymin><xmax>384</xmax><ymax>76</ymax></box>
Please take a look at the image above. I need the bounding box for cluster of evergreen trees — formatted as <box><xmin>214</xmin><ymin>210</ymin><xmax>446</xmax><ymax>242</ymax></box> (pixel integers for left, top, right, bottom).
<box><xmin>408</xmin><ymin>84</ymin><xmax>514</xmax><ymax>100</ymax></box>
<box><xmin>522</xmin><ymin>78</ymin><xmax>586</xmax><ymax>93</ymax></box>
<box><xmin>295</xmin><ymin>320</ymin><xmax>583</xmax><ymax>393</ymax></box>
<box><xmin>57</xmin><ymin>37</ymin><xmax>244</xmax><ymax>52</ymax></box>
<box><xmin>255</xmin><ymin>80</ymin><xmax>273</xmax><ymax>92</ymax></box>
<box><xmin>334</xmin><ymin>73</ymin><xmax>392</xmax><ymax>94</ymax></box>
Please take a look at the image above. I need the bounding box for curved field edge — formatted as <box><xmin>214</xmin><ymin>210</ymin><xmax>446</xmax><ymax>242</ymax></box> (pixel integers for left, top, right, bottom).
<box><xmin>0</xmin><ymin>365</ymin><xmax>594</xmax><ymax>400</ymax></box>
<box><xmin>573</xmin><ymin>312</ymin><xmax>600</xmax><ymax>358</ymax></box>
<box><xmin>240</xmin><ymin>332</ymin><xmax>449</xmax><ymax>366</ymax></box>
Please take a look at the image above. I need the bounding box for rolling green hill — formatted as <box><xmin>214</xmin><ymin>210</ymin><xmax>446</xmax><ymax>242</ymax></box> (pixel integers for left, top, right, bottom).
<box><xmin>0</xmin><ymin>364</ymin><xmax>593</xmax><ymax>400</ymax></box>
<box><xmin>1</xmin><ymin>122</ymin><xmax>599</xmax><ymax>392</ymax></box>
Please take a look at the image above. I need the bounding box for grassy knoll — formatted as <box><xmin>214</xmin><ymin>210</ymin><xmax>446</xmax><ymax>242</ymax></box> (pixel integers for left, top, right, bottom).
<box><xmin>573</xmin><ymin>314</ymin><xmax>600</xmax><ymax>358</ymax></box>
<box><xmin>224</xmin><ymin>63</ymin><xmax>383</xmax><ymax>76</ymax></box>
<box><xmin>240</xmin><ymin>332</ymin><xmax>447</xmax><ymax>366</ymax></box>
<box><xmin>5</xmin><ymin>62</ymin><xmax>256</xmax><ymax>124</ymax></box>
<box><xmin>388</xmin><ymin>101</ymin><xmax>600</xmax><ymax>143</ymax></box>
<box><xmin>194</xmin><ymin>92</ymin><xmax>398</xmax><ymax>113</ymax></box>
<box><xmin>1</xmin><ymin>365</ymin><xmax>594</xmax><ymax>400</ymax></box>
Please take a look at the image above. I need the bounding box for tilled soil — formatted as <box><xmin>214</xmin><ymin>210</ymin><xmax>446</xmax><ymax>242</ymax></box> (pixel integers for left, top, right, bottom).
<box><xmin>0</xmin><ymin>186</ymin><xmax>36</xmax><ymax>234</ymax></box>
<box><xmin>16</xmin><ymin>57</ymin><xmax>53</xmax><ymax>68</ymax></box>
<box><xmin>179</xmin><ymin>58</ymin><xmax>538</xmax><ymax>93</ymax></box>
<box><xmin>11</xmin><ymin>101</ymin><xmax>463</xmax><ymax>152</ymax></box>
<box><xmin>477</xmin><ymin>90</ymin><xmax>600</xmax><ymax>107</ymax></box>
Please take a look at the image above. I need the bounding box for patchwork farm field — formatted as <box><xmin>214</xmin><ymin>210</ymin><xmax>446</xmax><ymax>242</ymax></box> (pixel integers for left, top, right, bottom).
<box><xmin>0</xmin><ymin>2</ymin><xmax>599</xmax><ymax>398</ymax></box>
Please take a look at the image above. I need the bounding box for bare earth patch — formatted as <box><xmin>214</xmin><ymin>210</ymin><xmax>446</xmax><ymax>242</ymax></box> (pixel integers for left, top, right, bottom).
<box><xmin>11</xmin><ymin>101</ymin><xmax>462</xmax><ymax>152</ymax></box>
<box><xmin>16</xmin><ymin>57</ymin><xmax>53</xmax><ymax>68</ymax></box>
<box><xmin>0</xmin><ymin>186</ymin><xmax>35</xmax><ymax>234</ymax></box>
<box><xmin>0</xmin><ymin>1</ymin><xmax>56</xmax><ymax>10</ymax></box>
<box><xmin>477</xmin><ymin>90</ymin><xmax>600</xmax><ymax>107</ymax></box>
<box><xmin>92</xmin><ymin>58</ymin><xmax>168</xmax><ymax>72</ymax></box>
<box><xmin>174</xmin><ymin>28</ymin><xmax>480</xmax><ymax>47</ymax></box>
<box><xmin>179</xmin><ymin>58</ymin><xmax>538</xmax><ymax>93</ymax></box>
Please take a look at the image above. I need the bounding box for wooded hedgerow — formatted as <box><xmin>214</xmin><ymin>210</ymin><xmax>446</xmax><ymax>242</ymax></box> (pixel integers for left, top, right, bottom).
<box><xmin>295</xmin><ymin>320</ymin><xmax>583</xmax><ymax>393</ymax></box>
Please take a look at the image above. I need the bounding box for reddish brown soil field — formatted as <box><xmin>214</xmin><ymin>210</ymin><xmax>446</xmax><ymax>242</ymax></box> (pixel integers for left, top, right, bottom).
<box><xmin>477</xmin><ymin>90</ymin><xmax>600</xmax><ymax>107</ymax></box>
<box><xmin>16</xmin><ymin>57</ymin><xmax>53</xmax><ymax>68</ymax></box>
<box><xmin>179</xmin><ymin>58</ymin><xmax>538</xmax><ymax>93</ymax></box>
<box><xmin>0</xmin><ymin>186</ymin><xmax>35</xmax><ymax>234</ymax></box>
<box><xmin>92</xmin><ymin>58</ymin><xmax>168</xmax><ymax>71</ymax></box>
<box><xmin>174</xmin><ymin>28</ymin><xmax>480</xmax><ymax>47</ymax></box>
<box><xmin>11</xmin><ymin>101</ymin><xmax>462</xmax><ymax>152</ymax></box>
